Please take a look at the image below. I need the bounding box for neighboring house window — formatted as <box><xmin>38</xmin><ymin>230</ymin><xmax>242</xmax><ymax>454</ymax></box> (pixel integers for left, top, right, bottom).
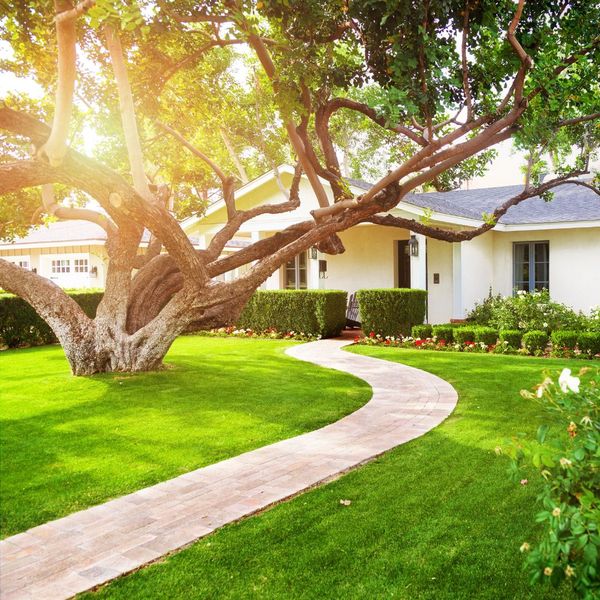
<box><xmin>513</xmin><ymin>241</ymin><xmax>549</xmax><ymax>292</ymax></box>
<box><xmin>284</xmin><ymin>252</ymin><xmax>308</xmax><ymax>289</ymax></box>
<box><xmin>51</xmin><ymin>259</ymin><xmax>70</xmax><ymax>274</ymax></box>
<box><xmin>74</xmin><ymin>258</ymin><xmax>89</xmax><ymax>273</ymax></box>
<box><xmin>18</xmin><ymin>260</ymin><xmax>29</xmax><ymax>269</ymax></box>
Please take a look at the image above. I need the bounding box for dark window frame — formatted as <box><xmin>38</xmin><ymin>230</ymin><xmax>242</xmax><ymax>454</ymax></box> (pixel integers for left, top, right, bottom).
<box><xmin>513</xmin><ymin>241</ymin><xmax>549</xmax><ymax>293</ymax></box>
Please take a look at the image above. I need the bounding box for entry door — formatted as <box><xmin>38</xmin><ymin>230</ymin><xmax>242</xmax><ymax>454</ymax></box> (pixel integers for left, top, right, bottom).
<box><xmin>397</xmin><ymin>240</ymin><xmax>411</xmax><ymax>288</ymax></box>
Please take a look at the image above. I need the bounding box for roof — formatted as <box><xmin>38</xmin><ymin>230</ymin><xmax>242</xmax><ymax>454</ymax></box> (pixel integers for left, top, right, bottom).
<box><xmin>403</xmin><ymin>182</ymin><xmax>600</xmax><ymax>224</ymax></box>
<box><xmin>3</xmin><ymin>220</ymin><xmax>151</xmax><ymax>247</ymax></box>
<box><xmin>348</xmin><ymin>177</ymin><xmax>600</xmax><ymax>224</ymax></box>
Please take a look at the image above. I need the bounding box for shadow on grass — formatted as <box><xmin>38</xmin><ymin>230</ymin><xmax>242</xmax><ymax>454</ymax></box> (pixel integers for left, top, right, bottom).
<box><xmin>0</xmin><ymin>337</ymin><xmax>370</xmax><ymax>537</ymax></box>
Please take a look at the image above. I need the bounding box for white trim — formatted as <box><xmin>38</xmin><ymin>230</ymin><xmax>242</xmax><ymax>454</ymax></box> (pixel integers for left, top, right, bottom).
<box><xmin>0</xmin><ymin>239</ymin><xmax>149</xmax><ymax>251</ymax></box>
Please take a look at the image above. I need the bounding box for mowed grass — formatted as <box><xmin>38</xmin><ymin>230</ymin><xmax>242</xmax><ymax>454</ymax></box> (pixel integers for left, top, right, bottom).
<box><xmin>85</xmin><ymin>348</ymin><xmax>584</xmax><ymax>600</ymax></box>
<box><xmin>0</xmin><ymin>336</ymin><xmax>369</xmax><ymax>538</ymax></box>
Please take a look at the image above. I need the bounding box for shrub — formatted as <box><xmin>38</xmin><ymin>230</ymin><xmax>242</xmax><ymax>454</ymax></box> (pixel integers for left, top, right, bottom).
<box><xmin>237</xmin><ymin>290</ymin><xmax>347</xmax><ymax>338</ymax></box>
<box><xmin>522</xmin><ymin>330</ymin><xmax>549</xmax><ymax>355</ymax></box>
<box><xmin>411</xmin><ymin>324</ymin><xmax>432</xmax><ymax>339</ymax></box>
<box><xmin>500</xmin><ymin>329</ymin><xmax>523</xmax><ymax>349</ymax></box>
<box><xmin>507</xmin><ymin>368</ymin><xmax>600</xmax><ymax>598</ymax></box>
<box><xmin>454</xmin><ymin>327</ymin><xmax>476</xmax><ymax>344</ymax></box>
<box><xmin>577</xmin><ymin>332</ymin><xmax>600</xmax><ymax>357</ymax></box>
<box><xmin>432</xmin><ymin>324</ymin><xmax>454</xmax><ymax>343</ymax></box>
<box><xmin>467</xmin><ymin>291</ymin><xmax>503</xmax><ymax>325</ymax></box>
<box><xmin>468</xmin><ymin>289</ymin><xmax>585</xmax><ymax>332</ymax></box>
<box><xmin>551</xmin><ymin>331</ymin><xmax>579</xmax><ymax>350</ymax></box>
<box><xmin>0</xmin><ymin>289</ymin><xmax>104</xmax><ymax>347</ymax></box>
<box><xmin>356</xmin><ymin>288</ymin><xmax>427</xmax><ymax>337</ymax></box>
<box><xmin>474</xmin><ymin>326</ymin><xmax>498</xmax><ymax>346</ymax></box>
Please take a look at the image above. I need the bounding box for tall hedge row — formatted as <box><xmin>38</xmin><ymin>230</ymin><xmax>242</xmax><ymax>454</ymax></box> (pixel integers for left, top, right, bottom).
<box><xmin>0</xmin><ymin>290</ymin><xmax>104</xmax><ymax>347</ymax></box>
<box><xmin>357</xmin><ymin>288</ymin><xmax>427</xmax><ymax>336</ymax></box>
<box><xmin>238</xmin><ymin>290</ymin><xmax>348</xmax><ymax>337</ymax></box>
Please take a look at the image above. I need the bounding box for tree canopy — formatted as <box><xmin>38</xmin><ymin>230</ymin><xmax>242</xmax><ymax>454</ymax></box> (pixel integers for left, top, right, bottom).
<box><xmin>0</xmin><ymin>0</ymin><xmax>598</xmax><ymax>373</ymax></box>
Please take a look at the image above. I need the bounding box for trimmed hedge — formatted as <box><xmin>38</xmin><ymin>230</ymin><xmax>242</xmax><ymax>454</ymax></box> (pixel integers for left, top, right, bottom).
<box><xmin>551</xmin><ymin>330</ymin><xmax>579</xmax><ymax>350</ymax></box>
<box><xmin>474</xmin><ymin>326</ymin><xmax>498</xmax><ymax>346</ymax></box>
<box><xmin>411</xmin><ymin>324</ymin><xmax>433</xmax><ymax>339</ymax></box>
<box><xmin>577</xmin><ymin>332</ymin><xmax>600</xmax><ymax>356</ymax></box>
<box><xmin>0</xmin><ymin>290</ymin><xmax>103</xmax><ymax>347</ymax></box>
<box><xmin>432</xmin><ymin>325</ymin><xmax>454</xmax><ymax>343</ymax></box>
<box><xmin>500</xmin><ymin>329</ymin><xmax>523</xmax><ymax>349</ymax></box>
<box><xmin>522</xmin><ymin>330</ymin><xmax>549</xmax><ymax>354</ymax></box>
<box><xmin>357</xmin><ymin>288</ymin><xmax>427</xmax><ymax>337</ymax></box>
<box><xmin>237</xmin><ymin>290</ymin><xmax>347</xmax><ymax>338</ymax></box>
<box><xmin>454</xmin><ymin>327</ymin><xmax>476</xmax><ymax>344</ymax></box>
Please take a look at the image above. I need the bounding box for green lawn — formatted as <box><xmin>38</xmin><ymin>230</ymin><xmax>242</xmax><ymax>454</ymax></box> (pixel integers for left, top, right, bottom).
<box><xmin>84</xmin><ymin>347</ymin><xmax>585</xmax><ymax>600</ymax></box>
<box><xmin>0</xmin><ymin>336</ymin><xmax>369</xmax><ymax>538</ymax></box>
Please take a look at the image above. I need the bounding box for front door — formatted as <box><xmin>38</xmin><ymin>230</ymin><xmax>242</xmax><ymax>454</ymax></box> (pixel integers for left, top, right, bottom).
<box><xmin>397</xmin><ymin>240</ymin><xmax>411</xmax><ymax>288</ymax></box>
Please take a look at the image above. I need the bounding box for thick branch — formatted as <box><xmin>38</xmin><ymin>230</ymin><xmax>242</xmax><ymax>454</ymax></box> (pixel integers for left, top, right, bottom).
<box><xmin>38</xmin><ymin>0</ymin><xmax>77</xmax><ymax>167</ymax></box>
<box><xmin>104</xmin><ymin>25</ymin><xmax>153</xmax><ymax>201</ymax></box>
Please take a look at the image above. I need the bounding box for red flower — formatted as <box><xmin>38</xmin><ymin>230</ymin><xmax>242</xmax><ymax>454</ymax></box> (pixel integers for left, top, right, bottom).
<box><xmin>438</xmin><ymin>339</ymin><xmax>446</xmax><ymax>347</ymax></box>
<box><xmin>415</xmin><ymin>339</ymin><xmax>423</xmax><ymax>347</ymax></box>
<box><xmin>369</xmin><ymin>331</ymin><xmax>375</xmax><ymax>338</ymax></box>
<box><xmin>384</xmin><ymin>339</ymin><xmax>390</xmax><ymax>345</ymax></box>
<box><xmin>354</xmin><ymin>336</ymin><xmax>360</xmax><ymax>343</ymax></box>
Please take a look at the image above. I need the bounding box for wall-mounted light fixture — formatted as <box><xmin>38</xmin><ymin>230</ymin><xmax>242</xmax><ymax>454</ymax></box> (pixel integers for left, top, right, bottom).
<box><xmin>90</xmin><ymin>266</ymin><xmax>98</xmax><ymax>278</ymax></box>
<box><xmin>409</xmin><ymin>234</ymin><xmax>419</xmax><ymax>257</ymax></box>
<box><xmin>310</xmin><ymin>246</ymin><xmax>318</xmax><ymax>260</ymax></box>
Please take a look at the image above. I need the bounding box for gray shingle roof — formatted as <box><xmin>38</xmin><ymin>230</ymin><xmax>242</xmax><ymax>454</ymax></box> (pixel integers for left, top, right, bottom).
<box><xmin>348</xmin><ymin>178</ymin><xmax>600</xmax><ymax>224</ymax></box>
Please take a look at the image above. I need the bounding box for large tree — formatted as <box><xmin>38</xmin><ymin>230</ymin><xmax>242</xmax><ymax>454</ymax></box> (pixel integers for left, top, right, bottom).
<box><xmin>0</xmin><ymin>0</ymin><xmax>598</xmax><ymax>374</ymax></box>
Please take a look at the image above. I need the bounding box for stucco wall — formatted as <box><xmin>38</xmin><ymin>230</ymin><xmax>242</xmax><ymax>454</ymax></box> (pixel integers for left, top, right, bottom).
<box><xmin>460</xmin><ymin>234</ymin><xmax>495</xmax><ymax>317</ymax></box>
<box><xmin>492</xmin><ymin>227</ymin><xmax>600</xmax><ymax>313</ymax></box>
<box><xmin>426</xmin><ymin>239</ymin><xmax>453</xmax><ymax>324</ymax></box>
<box><xmin>0</xmin><ymin>245</ymin><xmax>108</xmax><ymax>288</ymax></box>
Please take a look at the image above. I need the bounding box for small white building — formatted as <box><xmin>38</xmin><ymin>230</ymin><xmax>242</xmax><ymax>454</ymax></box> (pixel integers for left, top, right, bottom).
<box><xmin>183</xmin><ymin>165</ymin><xmax>600</xmax><ymax>323</ymax></box>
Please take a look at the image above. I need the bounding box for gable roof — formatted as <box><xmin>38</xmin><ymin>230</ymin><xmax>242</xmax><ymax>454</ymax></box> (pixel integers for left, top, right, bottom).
<box><xmin>348</xmin><ymin>177</ymin><xmax>600</xmax><ymax>225</ymax></box>
<box><xmin>1</xmin><ymin>220</ymin><xmax>151</xmax><ymax>248</ymax></box>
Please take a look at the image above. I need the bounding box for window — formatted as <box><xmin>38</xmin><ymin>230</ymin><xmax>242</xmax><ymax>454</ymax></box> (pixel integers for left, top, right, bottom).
<box><xmin>284</xmin><ymin>252</ymin><xmax>308</xmax><ymax>289</ymax></box>
<box><xmin>51</xmin><ymin>259</ymin><xmax>70</xmax><ymax>274</ymax></box>
<box><xmin>513</xmin><ymin>241</ymin><xmax>549</xmax><ymax>292</ymax></box>
<box><xmin>74</xmin><ymin>259</ymin><xmax>89</xmax><ymax>273</ymax></box>
<box><xmin>18</xmin><ymin>260</ymin><xmax>29</xmax><ymax>270</ymax></box>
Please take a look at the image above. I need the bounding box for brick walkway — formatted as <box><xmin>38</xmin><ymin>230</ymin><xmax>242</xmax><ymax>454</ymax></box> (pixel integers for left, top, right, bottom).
<box><xmin>0</xmin><ymin>338</ymin><xmax>457</xmax><ymax>599</ymax></box>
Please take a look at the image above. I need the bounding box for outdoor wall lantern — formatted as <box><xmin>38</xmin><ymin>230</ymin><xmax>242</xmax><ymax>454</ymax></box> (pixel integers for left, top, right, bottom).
<box><xmin>409</xmin><ymin>234</ymin><xmax>419</xmax><ymax>257</ymax></box>
<box><xmin>310</xmin><ymin>246</ymin><xmax>318</xmax><ymax>260</ymax></box>
<box><xmin>90</xmin><ymin>266</ymin><xmax>98</xmax><ymax>278</ymax></box>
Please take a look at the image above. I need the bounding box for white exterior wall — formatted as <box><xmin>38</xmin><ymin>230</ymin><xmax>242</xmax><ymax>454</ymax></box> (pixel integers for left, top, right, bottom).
<box><xmin>492</xmin><ymin>227</ymin><xmax>600</xmax><ymax>313</ymax></box>
<box><xmin>427</xmin><ymin>239</ymin><xmax>453</xmax><ymax>324</ymax></box>
<box><xmin>323</xmin><ymin>225</ymin><xmax>409</xmax><ymax>294</ymax></box>
<box><xmin>460</xmin><ymin>234</ymin><xmax>495</xmax><ymax>317</ymax></box>
<box><xmin>0</xmin><ymin>245</ymin><xmax>108</xmax><ymax>288</ymax></box>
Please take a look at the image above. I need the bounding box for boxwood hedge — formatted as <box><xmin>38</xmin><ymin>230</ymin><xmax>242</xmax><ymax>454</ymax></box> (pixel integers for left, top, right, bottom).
<box><xmin>0</xmin><ymin>289</ymin><xmax>103</xmax><ymax>347</ymax></box>
<box><xmin>237</xmin><ymin>290</ymin><xmax>347</xmax><ymax>338</ymax></box>
<box><xmin>357</xmin><ymin>288</ymin><xmax>427</xmax><ymax>337</ymax></box>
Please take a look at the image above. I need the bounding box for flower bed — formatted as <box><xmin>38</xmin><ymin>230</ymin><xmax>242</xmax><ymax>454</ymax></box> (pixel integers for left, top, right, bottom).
<box><xmin>355</xmin><ymin>331</ymin><xmax>600</xmax><ymax>360</ymax></box>
<box><xmin>199</xmin><ymin>326</ymin><xmax>320</xmax><ymax>342</ymax></box>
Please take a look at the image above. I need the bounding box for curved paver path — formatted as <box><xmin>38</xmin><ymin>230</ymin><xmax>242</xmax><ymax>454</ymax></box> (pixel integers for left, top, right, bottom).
<box><xmin>0</xmin><ymin>338</ymin><xmax>457</xmax><ymax>600</ymax></box>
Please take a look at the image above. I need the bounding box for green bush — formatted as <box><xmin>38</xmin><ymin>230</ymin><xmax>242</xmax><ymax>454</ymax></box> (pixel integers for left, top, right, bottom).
<box><xmin>0</xmin><ymin>289</ymin><xmax>104</xmax><ymax>347</ymax></box>
<box><xmin>508</xmin><ymin>369</ymin><xmax>600</xmax><ymax>597</ymax></box>
<box><xmin>454</xmin><ymin>327</ymin><xmax>476</xmax><ymax>344</ymax></box>
<box><xmin>474</xmin><ymin>326</ymin><xmax>498</xmax><ymax>346</ymax></box>
<box><xmin>356</xmin><ymin>288</ymin><xmax>427</xmax><ymax>337</ymax></box>
<box><xmin>577</xmin><ymin>332</ymin><xmax>600</xmax><ymax>356</ymax></box>
<box><xmin>467</xmin><ymin>289</ymin><xmax>585</xmax><ymax>332</ymax></box>
<box><xmin>238</xmin><ymin>290</ymin><xmax>347</xmax><ymax>338</ymax></box>
<box><xmin>551</xmin><ymin>331</ymin><xmax>579</xmax><ymax>350</ymax></box>
<box><xmin>411</xmin><ymin>324</ymin><xmax>432</xmax><ymax>339</ymax></box>
<box><xmin>499</xmin><ymin>329</ymin><xmax>523</xmax><ymax>349</ymax></box>
<box><xmin>522</xmin><ymin>330</ymin><xmax>549</xmax><ymax>355</ymax></box>
<box><xmin>432</xmin><ymin>325</ymin><xmax>454</xmax><ymax>343</ymax></box>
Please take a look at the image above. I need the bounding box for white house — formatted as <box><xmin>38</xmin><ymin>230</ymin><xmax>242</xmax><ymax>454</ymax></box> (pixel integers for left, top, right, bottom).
<box><xmin>3</xmin><ymin>165</ymin><xmax>599</xmax><ymax>323</ymax></box>
<box><xmin>182</xmin><ymin>165</ymin><xmax>600</xmax><ymax>323</ymax></box>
